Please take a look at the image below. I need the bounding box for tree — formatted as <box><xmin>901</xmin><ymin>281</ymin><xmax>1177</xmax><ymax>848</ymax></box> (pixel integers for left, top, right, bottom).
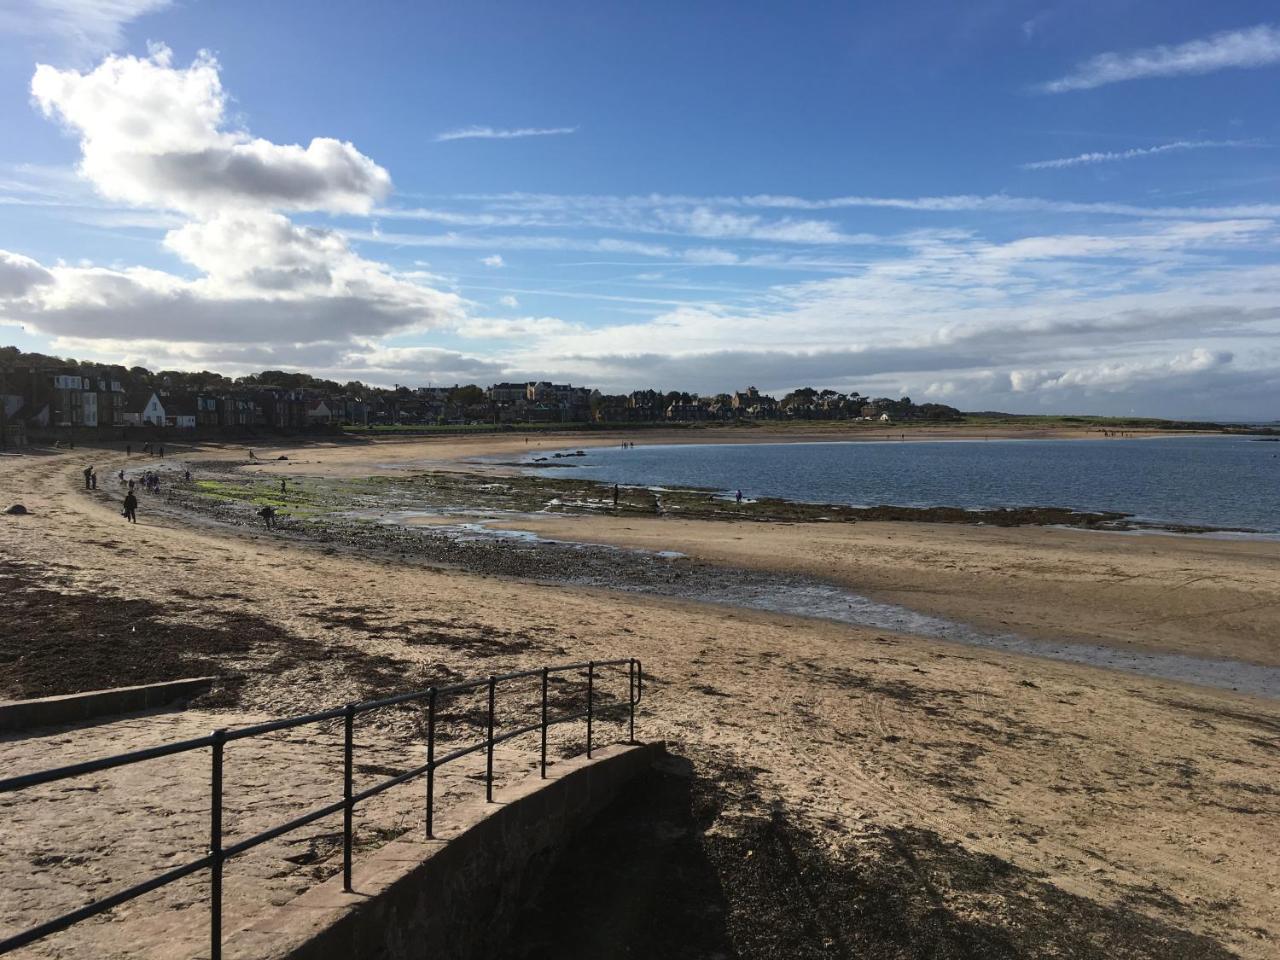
<box><xmin>448</xmin><ymin>384</ymin><xmax>485</xmax><ymax>408</ymax></box>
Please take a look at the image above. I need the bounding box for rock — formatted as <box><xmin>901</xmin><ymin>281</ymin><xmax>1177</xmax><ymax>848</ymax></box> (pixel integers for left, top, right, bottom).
<box><xmin>5</xmin><ymin>504</ymin><xmax>29</xmax><ymax>515</ymax></box>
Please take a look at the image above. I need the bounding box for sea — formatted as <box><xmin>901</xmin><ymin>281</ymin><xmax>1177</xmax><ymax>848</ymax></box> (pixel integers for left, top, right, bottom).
<box><xmin>525</xmin><ymin>435</ymin><xmax>1280</xmax><ymax>535</ymax></box>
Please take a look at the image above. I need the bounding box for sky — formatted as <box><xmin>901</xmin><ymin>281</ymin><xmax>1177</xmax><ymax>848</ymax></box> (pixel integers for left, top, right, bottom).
<box><xmin>0</xmin><ymin>1</ymin><xmax>1278</xmax><ymax>418</ymax></box>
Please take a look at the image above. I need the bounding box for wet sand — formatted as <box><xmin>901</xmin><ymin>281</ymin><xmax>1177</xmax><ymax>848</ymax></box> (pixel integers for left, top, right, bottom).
<box><xmin>2</xmin><ymin>441</ymin><xmax>1278</xmax><ymax>958</ymax></box>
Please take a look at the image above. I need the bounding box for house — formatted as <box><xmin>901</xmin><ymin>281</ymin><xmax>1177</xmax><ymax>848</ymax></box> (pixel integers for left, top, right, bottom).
<box><xmin>2</xmin><ymin>394</ymin><xmax>29</xmax><ymax>446</ymax></box>
<box><xmin>488</xmin><ymin>382</ymin><xmax>529</xmax><ymax>406</ymax></box>
<box><xmin>666</xmin><ymin>401</ymin><xmax>706</xmax><ymax>422</ymax></box>
<box><xmin>195</xmin><ymin>395</ymin><xmax>219</xmax><ymax>427</ymax></box>
<box><xmin>93</xmin><ymin>377</ymin><xmax>126</xmax><ymax>426</ymax></box>
<box><xmin>165</xmin><ymin>395</ymin><xmax>198</xmax><ymax>429</ymax></box>
<box><xmin>124</xmin><ymin>390</ymin><xmax>166</xmax><ymax>427</ymax></box>
<box><xmin>306</xmin><ymin>399</ymin><xmax>334</xmax><ymax>423</ymax></box>
<box><xmin>50</xmin><ymin>373</ymin><xmax>88</xmax><ymax>427</ymax></box>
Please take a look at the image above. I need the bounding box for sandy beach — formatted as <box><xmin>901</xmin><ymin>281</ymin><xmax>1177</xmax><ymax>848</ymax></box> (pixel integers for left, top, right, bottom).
<box><xmin>2</xmin><ymin>434</ymin><xmax>1278</xmax><ymax>958</ymax></box>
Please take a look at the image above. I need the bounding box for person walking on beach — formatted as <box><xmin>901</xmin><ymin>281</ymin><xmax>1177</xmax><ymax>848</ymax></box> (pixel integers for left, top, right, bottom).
<box><xmin>90</xmin><ymin>469</ymin><xmax>97</xmax><ymax>490</ymax></box>
<box><xmin>613</xmin><ymin>483</ymin><xmax>620</xmax><ymax>508</ymax></box>
<box><xmin>83</xmin><ymin>465</ymin><xmax>94</xmax><ymax>489</ymax></box>
<box><xmin>122</xmin><ymin>490</ymin><xmax>137</xmax><ymax>523</ymax></box>
<box><xmin>258</xmin><ymin>505</ymin><xmax>277</xmax><ymax>530</ymax></box>
<box><xmin>280</xmin><ymin>478</ymin><xmax>287</xmax><ymax>494</ymax></box>
<box><xmin>125</xmin><ymin>443</ymin><xmax>131</xmax><ymax>457</ymax></box>
<box><xmin>736</xmin><ymin>489</ymin><xmax>743</xmax><ymax>504</ymax></box>
<box><xmin>158</xmin><ymin>445</ymin><xmax>164</xmax><ymax>458</ymax></box>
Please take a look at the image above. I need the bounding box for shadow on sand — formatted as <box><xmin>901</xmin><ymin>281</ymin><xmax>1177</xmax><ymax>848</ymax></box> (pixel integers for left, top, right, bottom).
<box><xmin>499</xmin><ymin>752</ymin><xmax>1239</xmax><ymax>960</ymax></box>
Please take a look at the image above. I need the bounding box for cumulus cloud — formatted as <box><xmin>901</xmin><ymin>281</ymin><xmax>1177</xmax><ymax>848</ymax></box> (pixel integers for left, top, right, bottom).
<box><xmin>480</xmin><ymin>254</ymin><xmax>505</xmax><ymax>267</ymax></box>
<box><xmin>0</xmin><ymin>251</ymin><xmax>55</xmax><ymax>298</ymax></box>
<box><xmin>2</xmin><ymin>48</ymin><xmax>462</xmax><ymax>362</ymax></box>
<box><xmin>435</xmin><ymin>126</ymin><xmax>577</xmax><ymax>142</ymax></box>
<box><xmin>1040</xmin><ymin>24</ymin><xmax>1280</xmax><ymax>93</ymax></box>
<box><xmin>0</xmin><ymin>232</ymin><xmax>465</xmax><ymax>346</ymax></box>
<box><xmin>1008</xmin><ymin>349</ymin><xmax>1233</xmax><ymax>392</ymax></box>
<box><xmin>31</xmin><ymin>46</ymin><xmax>390</xmax><ymax>215</ymax></box>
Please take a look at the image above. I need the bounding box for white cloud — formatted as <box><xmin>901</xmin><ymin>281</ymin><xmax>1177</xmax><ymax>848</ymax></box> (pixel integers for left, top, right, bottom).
<box><xmin>0</xmin><ymin>251</ymin><xmax>55</xmax><ymax>298</ymax></box>
<box><xmin>32</xmin><ymin>46</ymin><xmax>391</xmax><ymax>215</ymax></box>
<box><xmin>1008</xmin><ymin>349</ymin><xmax>1233</xmax><ymax>393</ymax></box>
<box><xmin>454</xmin><ymin>189</ymin><xmax>1280</xmax><ymax>221</ymax></box>
<box><xmin>1041</xmin><ymin>24</ymin><xmax>1280</xmax><ymax>93</ymax></box>
<box><xmin>498</xmin><ymin>294</ymin><xmax>519</xmax><ymax>308</ymax></box>
<box><xmin>655</xmin><ymin>207</ymin><xmax>866</xmax><ymax>244</ymax></box>
<box><xmin>2</xmin><ymin>48</ymin><xmax>463</xmax><ymax>361</ymax></box>
<box><xmin>480</xmin><ymin>254</ymin><xmax>505</xmax><ymax>267</ymax></box>
<box><xmin>0</xmin><ymin>0</ymin><xmax>170</xmax><ymax>56</ymax></box>
<box><xmin>435</xmin><ymin>126</ymin><xmax>578</xmax><ymax>142</ymax></box>
<box><xmin>0</xmin><ymin>224</ymin><xmax>465</xmax><ymax>346</ymax></box>
<box><xmin>682</xmin><ymin>247</ymin><xmax>739</xmax><ymax>265</ymax></box>
<box><xmin>456</xmin><ymin>316</ymin><xmax>575</xmax><ymax>339</ymax></box>
<box><xmin>1022</xmin><ymin>140</ymin><xmax>1254</xmax><ymax>170</ymax></box>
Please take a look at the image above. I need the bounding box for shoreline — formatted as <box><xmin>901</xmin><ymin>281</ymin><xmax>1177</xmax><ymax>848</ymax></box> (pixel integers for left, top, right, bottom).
<box><xmin>129</xmin><ymin>448</ymin><xmax>1280</xmax><ymax>682</ymax></box>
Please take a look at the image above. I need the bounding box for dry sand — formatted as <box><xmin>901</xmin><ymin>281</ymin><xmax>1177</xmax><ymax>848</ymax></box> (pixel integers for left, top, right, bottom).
<box><xmin>1</xmin><ymin>438</ymin><xmax>1278</xmax><ymax>958</ymax></box>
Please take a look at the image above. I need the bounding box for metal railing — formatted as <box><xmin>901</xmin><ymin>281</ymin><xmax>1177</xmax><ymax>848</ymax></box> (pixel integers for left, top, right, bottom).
<box><xmin>0</xmin><ymin>657</ymin><xmax>642</xmax><ymax>958</ymax></box>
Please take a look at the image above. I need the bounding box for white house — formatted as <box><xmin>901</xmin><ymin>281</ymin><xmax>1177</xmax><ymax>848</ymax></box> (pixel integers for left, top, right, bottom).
<box><xmin>124</xmin><ymin>391</ymin><xmax>166</xmax><ymax>427</ymax></box>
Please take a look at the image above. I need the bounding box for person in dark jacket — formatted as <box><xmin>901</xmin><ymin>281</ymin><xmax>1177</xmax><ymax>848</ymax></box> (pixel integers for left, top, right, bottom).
<box><xmin>122</xmin><ymin>490</ymin><xmax>138</xmax><ymax>523</ymax></box>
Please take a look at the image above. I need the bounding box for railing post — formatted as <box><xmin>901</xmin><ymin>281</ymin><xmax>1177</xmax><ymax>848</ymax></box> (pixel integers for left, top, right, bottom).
<box><xmin>540</xmin><ymin>667</ymin><xmax>549</xmax><ymax>779</ymax></box>
<box><xmin>342</xmin><ymin>704</ymin><xmax>354</xmax><ymax>892</ymax></box>
<box><xmin>586</xmin><ymin>661</ymin><xmax>594</xmax><ymax>759</ymax></box>
<box><xmin>209</xmin><ymin>728</ymin><xmax>226</xmax><ymax>960</ymax></box>
<box><xmin>426</xmin><ymin>687</ymin><xmax>437</xmax><ymax>839</ymax></box>
<box><xmin>628</xmin><ymin>658</ymin><xmax>636</xmax><ymax>744</ymax></box>
<box><xmin>485</xmin><ymin>675</ymin><xmax>496</xmax><ymax>803</ymax></box>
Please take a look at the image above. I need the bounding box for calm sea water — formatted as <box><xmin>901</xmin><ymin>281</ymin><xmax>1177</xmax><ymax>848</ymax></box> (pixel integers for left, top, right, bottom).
<box><xmin>529</xmin><ymin>436</ymin><xmax>1280</xmax><ymax>533</ymax></box>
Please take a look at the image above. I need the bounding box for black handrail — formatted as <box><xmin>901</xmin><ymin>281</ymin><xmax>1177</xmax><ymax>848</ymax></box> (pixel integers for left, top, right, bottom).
<box><xmin>0</xmin><ymin>657</ymin><xmax>642</xmax><ymax>958</ymax></box>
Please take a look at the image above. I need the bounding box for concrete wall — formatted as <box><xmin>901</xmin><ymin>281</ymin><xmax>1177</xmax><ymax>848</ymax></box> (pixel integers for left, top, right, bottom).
<box><xmin>0</xmin><ymin>677</ymin><xmax>216</xmax><ymax>733</ymax></box>
<box><xmin>224</xmin><ymin>741</ymin><xmax>665</xmax><ymax>960</ymax></box>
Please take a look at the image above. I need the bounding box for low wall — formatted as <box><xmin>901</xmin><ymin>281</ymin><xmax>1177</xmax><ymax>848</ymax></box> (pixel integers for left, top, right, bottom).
<box><xmin>0</xmin><ymin>677</ymin><xmax>216</xmax><ymax>733</ymax></box>
<box><xmin>224</xmin><ymin>741</ymin><xmax>665</xmax><ymax>960</ymax></box>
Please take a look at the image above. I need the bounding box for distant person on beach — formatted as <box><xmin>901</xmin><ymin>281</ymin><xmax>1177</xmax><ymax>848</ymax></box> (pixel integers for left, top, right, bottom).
<box><xmin>158</xmin><ymin>446</ymin><xmax>164</xmax><ymax>458</ymax></box>
<box><xmin>248</xmin><ymin>449</ymin><xmax>256</xmax><ymax>460</ymax></box>
<box><xmin>118</xmin><ymin>470</ymin><xmax>124</xmax><ymax>483</ymax></box>
<box><xmin>736</xmin><ymin>489</ymin><xmax>743</xmax><ymax>504</ymax></box>
<box><xmin>613</xmin><ymin>484</ymin><xmax>619</xmax><ymax>507</ymax></box>
<box><xmin>184</xmin><ymin>470</ymin><xmax>191</xmax><ymax>482</ymax></box>
<box><xmin>90</xmin><ymin>469</ymin><xmax>97</xmax><ymax>490</ymax></box>
<box><xmin>125</xmin><ymin>444</ymin><xmax>131</xmax><ymax>457</ymax></box>
<box><xmin>280</xmin><ymin>478</ymin><xmax>287</xmax><ymax>494</ymax></box>
<box><xmin>83</xmin><ymin>465</ymin><xmax>93</xmax><ymax>489</ymax></box>
<box><xmin>258</xmin><ymin>505</ymin><xmax>277</xmax><ymax>530</ymax></box>
<box><xmin>122</xmin><ymin>490</ymin><xmax>137</xmax><ymax>523</ymax></box>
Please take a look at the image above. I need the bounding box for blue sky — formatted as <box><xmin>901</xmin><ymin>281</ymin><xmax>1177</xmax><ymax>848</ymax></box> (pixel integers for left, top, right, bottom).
<box><xmin>0</xmin><ymin>0</ymin><xmax>1278</xmax><ymax>417</ymax></box>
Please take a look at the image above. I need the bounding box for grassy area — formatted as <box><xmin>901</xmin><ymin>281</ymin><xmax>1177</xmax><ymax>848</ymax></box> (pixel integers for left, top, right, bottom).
<box><xmin>341</xmin><ymin>415</ymin><xmax>1239</xmax><ymax>436</ymax></box>
<box><xmin>191</xmin><ymin>478</ymin><xmax>328</xmax><ymax>517</ymax></box>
